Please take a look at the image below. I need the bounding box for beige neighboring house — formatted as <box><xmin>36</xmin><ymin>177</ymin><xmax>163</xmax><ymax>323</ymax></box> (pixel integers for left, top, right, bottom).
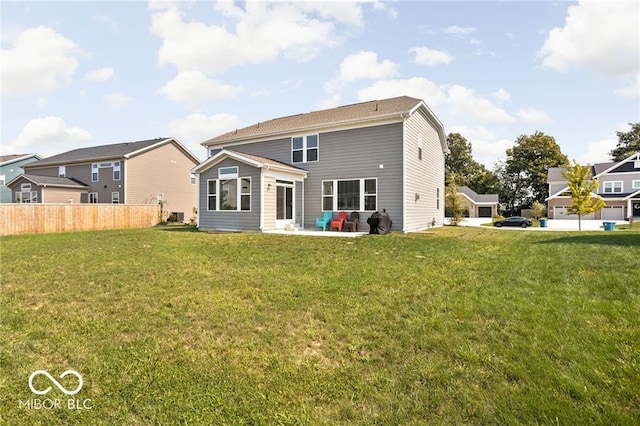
<box><xmin>546</xmin><ymin>152</ymin><xmax>640</xmax><ymax>220</ymax></box>
<box><xmin>457</xmin><ymin>186</ymin><xmax>499</xmax><ymax>218</ymax></box>
<box><xmin>8</xmin><ymin>137</ymin><xmax>200</xmax><ymax>221</ymax></box>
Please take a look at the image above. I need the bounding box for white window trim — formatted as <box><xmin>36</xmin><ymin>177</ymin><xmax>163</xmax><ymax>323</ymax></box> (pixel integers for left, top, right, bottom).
<box><xmin>206</xmin><ymin>177</ymin><xmax>251</xmax><ymax>212</ymax></box>
<box><xmin>58</xmin><ymin>166</ymin><xmax>66</xmax><ymax>177</ymax></box>
<box><xmin>632</xmin><ymin>180</ymin><xmax>640</xmax><ymax>189</ymax></box>
<box><xmin>321</xmin><ymin>178</ymin><xmax>377</xmax><ymax>211</ymax></box>
<box><xmin>0</xmin><ymin>174</ymin><xmax>5</xmax><ymax>186</ymax></box>
<box><xmin>603</xmin><ymin>181</ymin><xmax>623</xmax><ymax>193</ymax></box>
<box><xmin>291</xmin><ymin>134</ymin><xmax>319</xmax><ymax>164</ymax></box>
<box><xmin>113</xmin><ymin>161</ymin><xmax>121</xmax><ymax>181</ymax></box>
<box><xmin>111</xmin><ymin>192</ymin><xmax>120</xmax><ymax>203</ymax></box>
<box><xmin>92</xmin><ymin>163</ymin><xmax>99</xmax><ymax>182</ymax></box>
<box><xmin>89</xmin><ymin>193</ymin><xmax>98</xmax><ymax>203</ymax></box>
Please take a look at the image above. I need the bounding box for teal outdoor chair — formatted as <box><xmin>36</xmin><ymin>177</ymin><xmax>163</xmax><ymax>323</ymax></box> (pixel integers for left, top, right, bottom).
<box><xmin>315</xmin><ymin>211</ymin><xmax>333</xmax><ymax>231</ymax></box>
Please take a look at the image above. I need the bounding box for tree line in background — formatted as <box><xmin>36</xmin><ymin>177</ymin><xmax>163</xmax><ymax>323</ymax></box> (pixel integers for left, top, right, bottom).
<box><xmin>445</xmin><ymin>122</ymin><xmax>640</xmax><ymax>217</ymax></box>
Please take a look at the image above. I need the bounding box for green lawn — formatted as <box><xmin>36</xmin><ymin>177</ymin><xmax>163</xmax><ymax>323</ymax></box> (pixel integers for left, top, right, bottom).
<box><xmin>1</xmin><ymin>226</ymin><xmax>638</xmax><ymax>425</ymax></box>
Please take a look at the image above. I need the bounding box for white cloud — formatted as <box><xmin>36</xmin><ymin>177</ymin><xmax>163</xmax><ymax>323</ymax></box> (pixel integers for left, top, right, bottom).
<box><xmin>158</xmin><ymin>71</ymin><xmax>244</xmax><ymax>108</ymax></box>
<box><xmin>575</xmin><ymin>138</ymin><xmax>617</xmax><ymax>165</ymax></box>
<box><xmin>371</xmin><ymin>0</ymin><xmax>398</xmax><ymax>19</ymax></box>
<box><xmin>447</xmin><ymin>85</ymin><xmax>515</xmax><ymax>123</ymax></box>
<box><xmin>5</xmin><ymin>116</ymin><xmax>93</xmax><ymax>156</ymax></box>
<box><xmin>103</xmin><ymin>93</ymin><xmax>133</xmax><ymax>110</ymax></box>
<box><xmin>358</xmin><ymin>77</ymin><xmax>448</xmax><ymax>106</ymax></box>
<box><xmin>448</xmin><ymin>125</ymin><xmax>511</xmax><ymax>168</ymax></box>
<box><xmin>316</xmin><ymin>94</ymin><xmax>343</xmax><ymax>110</ymax></box>
<box><xmin>169</xmin><ymin>113</ymin><xmax>243</xmax><ymax>157</ymax></box>
<box><xmin>409</xmin><ymin>46</ymin><xmax>454</xmax><ymax>66</ymax></box>
<box><xmin>84</xmin><ymin>67</ymin><xmax>115</xmax><ymax>82</ymax></box>
<box><xmin>151</xmin><ymin>2</ymin><xmax>366</xmax><ymax>74</ymax></box>
<box><xmin>1</xmin><ymin>26</ymin><xmax>82</xmax><ymax>96</ymax></box>
<box><xmin>614</xmin><ymin>74</ymin><xmax>639</xmax><ymax>98</ymax></box>
<box><xmin>325</xmin><ymin>51</ymin><xmax>398</xmax><ymax>92</ymax></box>
<box><xmin>492</xmin><ymin>88</ymin><xmax>511</xmax><ymax>102</ymax></box>
<box><xmin>516</xmin><ymin>107</ymin><xmax>552</xmax><ymax>125</ymax></box>
<box><xmin>539</xmin><ymin>0</ymin><xmax>639</xmax><ymax>76</ymax></box>
<box><xmin>444</xmin><ymin>25</ymin><xmax>476</xmax><ymax>35</ymax></box>
<box><xmin>358</xmin><ymin>78</ymin><xmax>514</xmax><ymax>124</ymax></box>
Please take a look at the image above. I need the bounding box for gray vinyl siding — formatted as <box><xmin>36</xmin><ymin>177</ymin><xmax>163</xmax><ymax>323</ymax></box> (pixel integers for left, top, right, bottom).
<box><xmin>227</xmin><ymin>123</ymin><xmax>404</xmax><ymax>231</ymax></box>
<box><xmin>198</xmin><ymin>158</ymin><xmax>261</xmax><ymax>231</ymax></box>
<box><xmin>549</xmin><ymin>183</ymin><xmax>567</xmax><ymax>195</ymax></box>
<box><xmin>26</xmin><ymin>162</ymin><xmax>124</xmax><ymax>204</ymax></box>
<box><xmin>404</xmin><ymin>109</ymin><xmax>445</xmax><ymax>231</ymax></box>
<box><xmin>0</xmin><ymin>157</ymin><xmax>40</xmax><ymax>203</ymax></box>
<box><xmin>599</xmin><ymin>172</ymin><xmax>640</xmax><ymax>194</ymax></box>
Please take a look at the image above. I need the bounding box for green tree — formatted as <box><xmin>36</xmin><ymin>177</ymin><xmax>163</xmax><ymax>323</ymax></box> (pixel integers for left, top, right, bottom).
<box><xmin>445</xmin><ymin>132</ymin><xmax>500</xmax><ymax>194</ymax></box>
<box><xmin>445</xmin><ymin>175</ymin><xmax>465</xmax><ymax>226</ymax></box>
<box><xmin>562</xmin><ymin>161</ymin><xmax>605</xmax><ymax>231</ymax></box>
<box><xmin>503</xmin><ymin>131</ymin><xmax>569</xmax><ymax>209</ymax></box>
<box><xmin>609</xmin><ymin>122</ymin><xmax>640</xmax><ymax>162</ymax></box>
<box><xmin>530</xmin><ymin>200</ymin><xmax>545</xmax><ymax>220</ymax></box>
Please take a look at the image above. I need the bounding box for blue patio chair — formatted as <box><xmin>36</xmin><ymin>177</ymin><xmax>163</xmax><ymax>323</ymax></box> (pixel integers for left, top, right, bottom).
<box><xmin>315</xmin><ymin>211</ymin><xmax>333</xmax><ymax>231</ymax></box>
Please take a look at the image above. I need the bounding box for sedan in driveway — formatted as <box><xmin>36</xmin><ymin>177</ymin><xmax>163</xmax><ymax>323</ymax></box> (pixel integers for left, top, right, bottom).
<box><xmin>493</xmin><ymin>216</ymin><xmax>532</xmax><ymax>228</ymax></box>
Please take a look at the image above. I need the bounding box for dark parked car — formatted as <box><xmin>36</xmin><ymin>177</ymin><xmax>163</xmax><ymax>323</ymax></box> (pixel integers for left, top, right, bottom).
<box><xmin>493</xmin><ymin>216</ymin><xmax>532</xmax><ymax>228</ymax></box>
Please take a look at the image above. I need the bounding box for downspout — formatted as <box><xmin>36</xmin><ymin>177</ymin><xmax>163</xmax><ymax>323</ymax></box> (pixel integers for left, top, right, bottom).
<box><xmin>401</xmin><ymin>112</ymin><xmax>409</xmax><ymax>233</ymax></box>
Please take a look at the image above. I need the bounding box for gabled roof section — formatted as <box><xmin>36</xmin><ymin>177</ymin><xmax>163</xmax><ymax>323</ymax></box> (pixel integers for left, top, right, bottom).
<box><xmin>7</xmin><ymin>174</ymin><xmax>89</xmax><ymax>189</ymax></box>
<box><xmin>202</xmin><ymin>96</ymin><xmax>429</xmax><ymax>146</ymax></box>
<box><xmin>594</xmin><ymin>151</ymin><xmax>640</xmax><ymax>177</ymax></box>
<box><xmin>547</xmin><ymin>167</ymin><xmax>568</xmax><ymax>182</ymax></box>
<box><xmin>23</xmin><ymin>137</ymin><xmax>201</xmax><ymax>167</ymax></box>
<box><xmin>458</xmin><ymin>186</ymin><xmax>499</xmax><ymax>203</ymax></box>
<box><xmin>0</xmin><ymin>153</ymin><xmax>43</xmax><ymax>166</ymax></box>
<box><xmin>192</xmin><ymin>149</ymin><xmax>308</xmax><ymax>177</ymax></box>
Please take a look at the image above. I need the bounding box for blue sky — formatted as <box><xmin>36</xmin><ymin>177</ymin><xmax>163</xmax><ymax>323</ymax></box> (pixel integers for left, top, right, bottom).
<box><xmin>2</xmin><ymin>1</ymin><xmax>638</xmax><ymax>168</ymax></box>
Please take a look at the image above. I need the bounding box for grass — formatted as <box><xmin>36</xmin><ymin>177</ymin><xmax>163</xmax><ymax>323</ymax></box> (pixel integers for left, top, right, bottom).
<box><xmin>1</xmin><ymin>226</ymin><xmax>639</xmax><ymax>425</ymax></box>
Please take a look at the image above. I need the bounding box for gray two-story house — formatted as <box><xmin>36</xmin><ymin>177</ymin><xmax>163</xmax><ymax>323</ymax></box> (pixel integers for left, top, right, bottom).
<box><xmin>192</xmin><ymin>96</ymin><xmax>448</xmax><ymax>233</ymax></box>
<box><xmin>547</xmin><ymin>151</ymin><xmax>640</xmax><ymax>220</ymax></box>
<box><xmin>7</xmin><ymin>138</ymin><xmax>200</xmax><ymax>221</ymax></box>
<box><xmin>0</xmin><ymin>153</ymin><xmax>43</xmax><ymax>203</ymax></box>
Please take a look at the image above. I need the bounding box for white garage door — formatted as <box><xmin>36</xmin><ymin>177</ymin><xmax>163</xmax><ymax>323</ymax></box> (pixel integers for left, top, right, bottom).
<box><xmin>602</xmin><ymin>205</ymin><xmax>624</xmax><ymax>220</ymax></box>
<box><xmin>554</xmin><ymin>206</ymin><xmax>595</xmax><ymax>220</ymax></box>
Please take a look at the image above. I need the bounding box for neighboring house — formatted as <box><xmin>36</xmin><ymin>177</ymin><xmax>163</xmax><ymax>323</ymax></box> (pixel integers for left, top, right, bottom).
<box><xmin>0</xmin><ymin>153</ymin><xmax>43</xmax><ymax>203</ymax></box>
<box><xmin>8</xmin><ymin>138</ymin><xmax>200</xmax><ymax>221</ymax></box>
<box><xmin>192</xmin><ymin>96</ymin><xmax>447</xmax><ymax>233</ymax></box>
<box><xmin>546</xmin><ymin>151</ymin><xmax>640</xmax><ymax>220</ymax></box>
<box><xmin>457</xmin><ymin>186</ymin><xmax>499</xmax><ymax>218</ymax></box>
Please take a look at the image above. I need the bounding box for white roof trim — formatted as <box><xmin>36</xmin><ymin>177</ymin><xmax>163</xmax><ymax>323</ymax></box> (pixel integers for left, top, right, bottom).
<box><xmin>191</xmin><ymin>149</ymin><xmax>308</xmax><ymax>177</ymax></box>
<box><xmin>0</xmin><ymin>153</ymin><xmax>43</xmax><ymax>167</ymax></box>
<box><xmin>594</xmin><ymin>151</ymin><xmax>640</xmax><ymax>178</ymax></box>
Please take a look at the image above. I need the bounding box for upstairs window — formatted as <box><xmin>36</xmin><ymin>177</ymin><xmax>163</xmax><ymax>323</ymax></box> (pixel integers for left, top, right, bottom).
<box><xmin>632</xmin><ymin>180</ymin><xmax>640</xmax><ymax>189</ymax></box>
<box><xmin>603</xmin><ymin>181</ymin><xmax>623</xmax><ymax>194</ymax></box>
<box><xmin>92</xmin><ymin>163</ymin><xmax>99</xmax><ymax>181</ymax></box>
<box><xmin>292</xmin><ymin>135</ymin><xmax>319</xmax><ymax>163</ymax></box>
<box><xmin>58</xmin><ymin>166</ymin><xmax>66</xmax><ymax>177</ymax></box>
<box><xmin>418</xmin><ymin>134</ymin><xmax>423</xmax><ymax>160</ymax></box>
<box><xmin>113</xmin><ymin>161</ymin><xmax>121</xmax><ymax>180</ymax></box>
<box><xmin>0</xmin><ymin>174</ymin><xmax>5</xmax><ymax>186</ymax></box>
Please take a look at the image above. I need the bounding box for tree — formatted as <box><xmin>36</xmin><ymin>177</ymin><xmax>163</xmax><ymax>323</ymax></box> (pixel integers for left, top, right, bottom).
<box><xmin>502</xmin><ymin>131</ymin><xmax>569</xmax><ymax>210</ymax></box>
<box><xmin>562</xmin><ymin>161</ymin><xmax>605</xmax><ymax>231</ymax></box>
<box><xmin>445</xmin><ymin>132</ymin><xmax>500</xmax><ymax>194</ymax></box>
<box><xmin>530</xmin><ymin>200</ymin><xmax>545</xmax><ymax>220</ymax></box>
<box><xmin>610</xmin><ymin>122</ymin><xmax>640</xmax><ymax>162</ymax></box>
<box><xmin>445</xmin><ymin>175</ymin><xmax>465</xmax><ymax>226</ymax></box>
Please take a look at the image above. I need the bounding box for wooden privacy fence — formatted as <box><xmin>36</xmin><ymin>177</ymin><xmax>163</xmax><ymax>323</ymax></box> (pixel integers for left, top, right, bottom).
<box><xmin>0</xmin><ymin>204</ymin><xmax>160</xmax><ymax>236</ymax></box>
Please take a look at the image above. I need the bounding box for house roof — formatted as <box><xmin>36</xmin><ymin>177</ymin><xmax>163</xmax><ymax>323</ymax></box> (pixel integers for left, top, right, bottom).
<box><xmin>0</xmin><ymin>153</ymin><xmax>43</xmax><ymax>166</ymax></box>
<box><xmin>192</xmin><ymin>149</ymin><xmax>308</xmax><ymax>177</ymax></box>
<box><xmin>458</xmin><ymin>186</ymin><xmax>499</xmax><ymax>203</ymax></box>
<box><xmin>7</xmin><ymin>174</ymin><xmax>90</xmax><ymax>189</ymax></box>
<box><xmin>24</xmin><ymin>137</ymin><xmax>201</xmax><ymax>168</ymax></box>
<box><xmin>202</xmin><ymin>96</ymin><xmax>440</xmax><ymax>146</ymax></box>
<box><xmin>547</xmin><ymin>167</ymin><xmax>568</xmax><ymax>182</ymax></box>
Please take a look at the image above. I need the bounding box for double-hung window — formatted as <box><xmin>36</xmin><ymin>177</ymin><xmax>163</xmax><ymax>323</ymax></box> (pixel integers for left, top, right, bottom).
<box><xmin>633</xmin><ymin>180</ymin><xmax>640</xmax><ymax>189</ymax></box>
<box><xmin>113</xmin><ymin>161</ymin><xmax>121</xmax><ymax>180</ymax></box>
<box><xmin>322</xmin><ymin>178</ymin><xmax>377</xmax><ymax>211</ymax></box>
<box><xmin>292</xmin><ymin>135</ymin><xmax>319</xmax><ymax>163</ymax></box>
<box><xmin>92</xmin><ymin>163</ymin><xmax>99</xmax><ymax>181</ymax></box>
<box><xmin>207</xmin><ymin>166</ymin><xmax>251</xmax><ymax>211</ymax></box>
<box><xmin>58</xmin><ymin>166</ymin><xmax>66</xmax><ymax>177</ymax></box>
<box><xmin>603</xmin><ymin>181</ymin><xmax>623</xmax><ymax>194</ymax></box>
<box><xmin>111</xmin><ymin>192</ymin><xmax>120</xmax><ymax>203</ymax></box>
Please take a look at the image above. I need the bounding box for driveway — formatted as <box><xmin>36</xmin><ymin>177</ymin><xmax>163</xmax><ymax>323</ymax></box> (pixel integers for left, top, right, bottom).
<box><xmin>452</xmin><ymin>217</ymin><xmax>626</xmax><ymax>231</ymax></box>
